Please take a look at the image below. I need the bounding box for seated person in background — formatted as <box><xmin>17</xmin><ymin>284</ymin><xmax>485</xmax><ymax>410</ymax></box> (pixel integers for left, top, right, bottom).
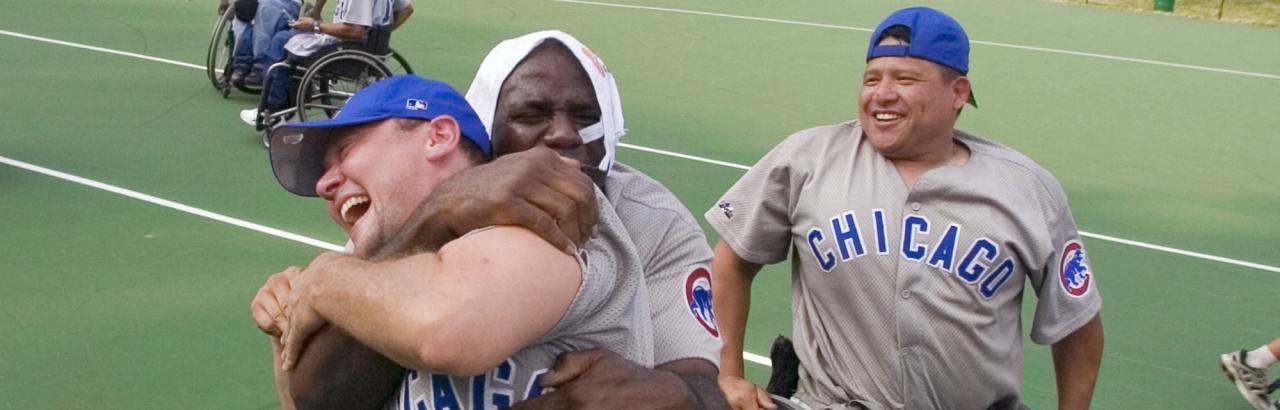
<box><xmin>239</xmin><ymin>0</ymin><xmax>413</xmax><ymax>125</ymax></box>
<box><xmin>217</xmin><ymin>0</ymin><xmax>302</xmax><ymax>87</ymax></box>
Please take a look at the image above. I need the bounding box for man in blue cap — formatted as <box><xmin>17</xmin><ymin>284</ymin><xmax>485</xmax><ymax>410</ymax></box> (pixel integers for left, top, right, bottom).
<box><xmin>707</xmin><ymin>7</ymin><xmax>1103</xmax><ymax>410</ymax></box>
<box><xmin>249</xmin><ymin>74</ymin><xmax>656</xmax><ymax>409</ymax></box>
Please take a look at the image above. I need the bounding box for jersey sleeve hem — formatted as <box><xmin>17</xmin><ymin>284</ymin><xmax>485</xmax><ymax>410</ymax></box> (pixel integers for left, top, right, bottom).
<box><xmin>1030</xmin><ymin>298</ymin><xmax>1101</xmax><ymax>345</ymax></box>
<box><xmin>704</xmin><ymin>211</ymin><xmax>786</xmax><ymax>265</ymax></box>
<box><xmin>655</xmin><ymin>351</ymin><xmax>721</xmax><ymax>369</ymax></box>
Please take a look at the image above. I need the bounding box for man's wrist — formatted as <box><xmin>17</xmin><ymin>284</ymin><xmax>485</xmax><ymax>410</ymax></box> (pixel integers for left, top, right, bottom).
<box><xmin>307</xmin><ymin>254</ymin><xmax>355</xmax><ymax>318</ymax></box>
<box><xmin>311</xmin><ymin>20</ymin><xmax>321</xmax><ymax>34</ymax></box>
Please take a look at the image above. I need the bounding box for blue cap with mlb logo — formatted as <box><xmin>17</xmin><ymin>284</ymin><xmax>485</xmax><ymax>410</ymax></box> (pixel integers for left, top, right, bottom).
<box><xmin>866</xmin><ymin>7</ymin><xmax>977</xmax><ymax>106</ymax></box>
<box><xmin>268</xmin><ymin>74</ymin><xmax>491</xmax><ymax>196</ymax></box>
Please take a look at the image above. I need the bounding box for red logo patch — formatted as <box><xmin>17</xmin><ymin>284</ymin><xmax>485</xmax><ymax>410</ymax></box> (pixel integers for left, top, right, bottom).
<box><xmin>685</xmin><ymin>267</ymin><xmax>718</xmax><ymax>338</ymax></box>
<box><xmin>579</xmin><ymin>46</ymin><xmax>608</xmax><ymax>77</ymax></box>
<box><xmin>1058</xmin><ymin>240</ymin><xmax>1091</xmax><ymax>298</ymax></box>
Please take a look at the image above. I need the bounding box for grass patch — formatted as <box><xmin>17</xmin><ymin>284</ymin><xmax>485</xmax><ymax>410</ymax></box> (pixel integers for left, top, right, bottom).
<box><xmin>1052</xmin><ymin>0</ymin><xmax>1280</xmax><ymax>28</ymax></box>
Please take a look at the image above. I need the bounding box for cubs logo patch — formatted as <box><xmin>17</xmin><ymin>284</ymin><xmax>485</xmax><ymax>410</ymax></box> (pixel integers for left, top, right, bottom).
<box><xmin>685</xmin><ymin>267</ymin><xmax>719</xmax><ymax>338</ymax></box>
<box><xmin>1058</xmin><ymin>240</ymin><xmax>1091</xmax><ymax>298</ymax></box>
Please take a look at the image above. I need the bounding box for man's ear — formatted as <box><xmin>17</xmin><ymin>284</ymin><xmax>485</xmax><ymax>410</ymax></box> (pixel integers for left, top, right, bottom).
<box><xmin>422</xmin><ymin>116</ymin><xmax>462</xmax><ymax>161</ymax></box>
<box><xmin>951</xmin><ymin>76</ymin><xmax>971</xmax><ymax>110</ymax></box>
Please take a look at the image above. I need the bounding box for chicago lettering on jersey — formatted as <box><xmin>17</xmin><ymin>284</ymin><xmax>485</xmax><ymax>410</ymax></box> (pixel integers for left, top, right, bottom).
<box><xmin>395</xmin><ymin>359</ymin><xmax>548</xmax><ymax>410</ymax></box>
<box><xmin>805</xmin><ymin>209</ymin><xmax>1017</xmax><ymax>299</ymax></box>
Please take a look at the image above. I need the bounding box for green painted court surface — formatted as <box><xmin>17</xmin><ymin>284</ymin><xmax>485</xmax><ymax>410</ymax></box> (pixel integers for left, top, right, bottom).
<box><xmin>2</xmin><ymin>0</ymin><xmax>1278</xmax><ymax>408</ymax></box>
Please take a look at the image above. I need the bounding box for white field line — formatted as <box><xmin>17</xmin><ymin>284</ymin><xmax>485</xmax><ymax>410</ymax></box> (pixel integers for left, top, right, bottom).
<box><xmin>0</xmin><ymin>153</ymin><xmax>773</xmax><ymax>366</ymax></box>
<box><xmin>554</xmin><ymin>0</ymin><xmax>1280</xmax><ymax>81</ymax></box>
<box><xmin>618</xmin><ymin>143</ymin><xmax>1280</xmax><ymax>274</ymax></box>
<box><xmin>0</xmin><ymin>29</ymin><xmax>206</xmax><ymax>70</ymax></box>
<box><xmin>3</xmin><ymin>28</ymin><xmax>1277</xmax><ymax>273</ymax></box>
<box><xmin>0</xmin><ymin>155</ymin><xmax>344</xmax><ymax>252</ymax></box>
<box><xmin>3</xmin><ymin>25</ymin><xmax>1279</xmax><ymax>359</ymax></box>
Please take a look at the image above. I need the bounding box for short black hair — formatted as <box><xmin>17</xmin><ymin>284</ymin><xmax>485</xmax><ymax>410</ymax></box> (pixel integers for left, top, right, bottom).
<box><xmin>878</xmin><ymin>25</ymin><xmax>912</xmax><ymax>45</ymax></box>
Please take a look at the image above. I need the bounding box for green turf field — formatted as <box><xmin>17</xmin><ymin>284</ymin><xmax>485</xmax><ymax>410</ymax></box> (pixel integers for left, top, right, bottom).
<box><xmin>2</xmin><ymin>0</ymin><xmax>1278</xmax><ymax>408</ymax></box>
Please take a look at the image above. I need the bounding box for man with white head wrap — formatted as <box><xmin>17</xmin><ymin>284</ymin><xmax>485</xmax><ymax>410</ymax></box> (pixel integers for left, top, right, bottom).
<box><xmin>458</xmin><ymin>30</ymin><xmax>726</xmax><ymax>409</ymax></box>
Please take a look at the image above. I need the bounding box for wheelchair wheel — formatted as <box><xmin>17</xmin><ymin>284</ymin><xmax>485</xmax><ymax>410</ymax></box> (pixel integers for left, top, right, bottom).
<box><xmin>386</xmin><ymin>48</ymin><xmax>413</xmax><ymax>75</ymax></box>
<box><xmin>295</xmin><ymin>51</ymin><xmax>392</xmax><ymax>122</ymax></box>
<box><xmin>206</xmin><ymin>7</ymin><xmax>236</xmax><ymax>96</ymax></box>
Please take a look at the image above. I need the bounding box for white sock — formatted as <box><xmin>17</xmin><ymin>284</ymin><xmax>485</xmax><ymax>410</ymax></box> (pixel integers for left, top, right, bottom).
<box><xmin>1245</xmin><ymin>345</ymin><xmax>1278</xmax><ymax>369</ymax></box>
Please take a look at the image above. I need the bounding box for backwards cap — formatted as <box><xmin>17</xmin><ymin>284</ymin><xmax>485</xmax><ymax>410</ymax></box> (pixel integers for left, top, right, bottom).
<box><xmin>465</xmin><ymin>30</ymin><xmax>625</xmax><ymax>174</ymax></box>
<box><xmin>866</xmin><ymin>7</ymin><xmax>977</xmax><ymax>106</ymax></box>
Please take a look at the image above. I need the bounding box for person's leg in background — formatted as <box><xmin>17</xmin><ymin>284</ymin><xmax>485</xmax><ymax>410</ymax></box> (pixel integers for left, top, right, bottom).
<box><xmin>262</xmin><ymin>29</ymin><xmax>302</xmax><ymax>112</ymax></box>
<box><xmin>239</xmin><ymin>29</ymin><xmax>301</xmax><ymax>126</ymax></box>
<box><xmin>1220</xmin><ymin>337</ymin><xmax>1280</xmax><ymax>410</ymax></box>
<box><xmin>247</xmin><ymin>0</ymin><xmax>301</xmax><ymax>86</ymax></box>
<box><xmin>230</xmin><ymin>18</ymin><xmax>254</xmax><ymax>85</ymax></box>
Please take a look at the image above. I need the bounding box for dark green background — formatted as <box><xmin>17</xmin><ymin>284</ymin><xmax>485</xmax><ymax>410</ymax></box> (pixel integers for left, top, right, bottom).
<box><xmin>1</xmin><ymin>0</ymin><xmax>1277</xmax><ymax>408</ymax></box>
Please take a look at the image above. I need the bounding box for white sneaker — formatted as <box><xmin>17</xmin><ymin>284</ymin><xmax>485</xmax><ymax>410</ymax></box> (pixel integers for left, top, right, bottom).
<box><xmin>1220</xmin><ymin>350</ymin><xmax>1273</xmax><ymax>410</ymax></box>
<box><xmin>239</xmin><ymin>108</ymin><xmax>259</xmax><ymax>126</ymax></box>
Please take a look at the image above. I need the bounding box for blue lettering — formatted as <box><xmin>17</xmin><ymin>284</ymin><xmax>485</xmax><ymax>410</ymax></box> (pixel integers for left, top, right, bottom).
<box><xmin>807</xmin><ymin>228</ymin><xmax>837</xmax><ymax>272</ymax></box>
<box><xmin>525</xmin><ymin>369</ymin><xmax>550</xmax><ymax>399</ymax></box>
<box><xmin>979</xmin><ymin>258</ymin><xmax>1016</xmax><ymax>299</ymax></box>
<box><xmin>873</xmin><ymin>208</ymin><xmax>889</xmax><ymax>254</ymax></box>
<box><xmin>901</xmin><ymin>215</ymin><xmax>929</xmax><ymax>261</ymax></box>
<box><xmin>471</xmin><ymin>375</ymin><xmax>486</xmax><ymax>410</ymax></box>
<box><xmin>490</xmin><ymin>359</ymin><xmax>515</xmax><ymax>409</ymax></box>
<box><xmin>403</xmin><ymin>370</ymin><xmax>418</xmax><ymax>410</ymax></box>
<box><xmin>431</xmin><ymin>374</ymin><xmax>463</xmax><ymax>410</ymax></box>
<box><xmin>927</xmin><ymin>224</ymin><xmax>961</xmax><ymax>272</ymax></box>
<box><xmin>494</xmin><ymin>359</ymin><xmax>513</xmax><ymax>383</ymax></box>
<box><xmin>957</xmin><ymin>238</ymin><xmax>997</xmax><ymax>283</ymax></box>
<box><xmin>491</xmin><ymin>390</ymin><xmax>513</xmax><ymax>410</ymax></box>
<box><xmin>831</xmin><ymin>212</ymin><xmax>866</xmax><ymax>260</ymax></box>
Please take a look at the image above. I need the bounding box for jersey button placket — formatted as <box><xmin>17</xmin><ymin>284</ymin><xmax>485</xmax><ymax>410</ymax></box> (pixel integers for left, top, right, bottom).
<box><xmin>900</xmin><ymin>289</ymin><xmax>911</xmax><ymax>299</ymax></box>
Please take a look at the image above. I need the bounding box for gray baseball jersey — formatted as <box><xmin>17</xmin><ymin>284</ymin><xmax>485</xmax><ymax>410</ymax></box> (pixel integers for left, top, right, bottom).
<box><xmin>606</xmin><ymin>162</ymin><xmax>722</xmax><ymax>367</ymax></box>
<box><xmin>385</xmin><ymin>187</ymin><xmax>655</xmax><ymax>410</ymax></box>
<box><xmin>705</xmin><ymin>121</ymin><xmax>1102</xmax><ymax>410</ymax></box>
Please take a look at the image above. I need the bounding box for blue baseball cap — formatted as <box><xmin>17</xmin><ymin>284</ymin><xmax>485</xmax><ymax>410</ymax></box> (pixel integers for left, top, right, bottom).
<box><xmin>268</xmin><ymin>74</ymin><xmax>491</xmax><ymax>197</ymax></box>
<box><xmin>866</xmin><ymin>7</ymin><xmax>977</xmax><ymax>106</ymax></box>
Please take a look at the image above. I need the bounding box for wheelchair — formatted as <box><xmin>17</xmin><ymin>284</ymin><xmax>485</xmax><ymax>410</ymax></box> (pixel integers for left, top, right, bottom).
<box><xmin>205</xmin><ymin>0</ymin><xmax>412</xmax><ymax>100</ymax></box>
<box><xmin>250</xmin><ymin>24</ymin><xmax>413</xmax><ymax>146</ymax></box>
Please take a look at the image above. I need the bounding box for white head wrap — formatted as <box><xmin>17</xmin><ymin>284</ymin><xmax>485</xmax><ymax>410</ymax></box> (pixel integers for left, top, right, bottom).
<box><xmin>465</xmin><ymin>30</ymin><xmax>625</xmax><ymax>174</ymax></box>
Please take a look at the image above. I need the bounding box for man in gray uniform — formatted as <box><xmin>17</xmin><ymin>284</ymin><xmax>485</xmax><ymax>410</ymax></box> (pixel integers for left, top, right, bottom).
<box><xmin>252</xmin><ymin>74</ymin><xmax>654</xmax><ymax>409</ymax></box>
<box><xmin>253</xmin><ymin>31</ymin><xmax>726</xmax><ymax>409</ymax></box>
<box><xmin>460</xmin><ymin>31</ymin><xmax>724</xmax><ymax>409</ymax></box>
<box><xmin>707</xmin><ymin>7</ymin><xmax>1103</xmax><ymax>410</ymax></box>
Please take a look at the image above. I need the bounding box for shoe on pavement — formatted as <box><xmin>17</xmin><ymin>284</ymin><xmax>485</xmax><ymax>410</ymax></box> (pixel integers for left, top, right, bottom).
<box><xmin>1220</xmin><ymin>350</ymin><xmax>1274</xmax><ymax>410</ymax></box>
<box><xmin>239</xmin><ymin>108</ymin><xmax>259</xmax><ymax>126</ymax></box>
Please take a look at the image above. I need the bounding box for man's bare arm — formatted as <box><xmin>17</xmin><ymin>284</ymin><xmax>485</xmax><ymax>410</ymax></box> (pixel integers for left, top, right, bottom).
<box><xmin>390</xmin><ymin>5</ymin><xmax>413</xmax><ymax>31</ymax></box>
<box><xmin>371</xmin><ymin>147</ymin><xmax>597</xmax><ymax>259</ymax></box>
<box><xmin>1052</xmin><ymin>313</ymin><xmax>1103</xmax><ymax>410</ymax></box>
<box><xmin>282</xmin><ymin>149</ymin><xmax>596</xmax><ymax>406</ymax></box>
<box><xmin>711</xmin><ymin>241</ymin><xmax>775</xmax><ymax>410</ymax></box>
<box><xmin>288</xmin><ymin>328</ymin><xmax>402</xmax><ymax>409</ymax></box>
<box><xmin>283</xmin><ymin>227</ymin><xmax>582</xmax><ymax>375</ymax></box>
